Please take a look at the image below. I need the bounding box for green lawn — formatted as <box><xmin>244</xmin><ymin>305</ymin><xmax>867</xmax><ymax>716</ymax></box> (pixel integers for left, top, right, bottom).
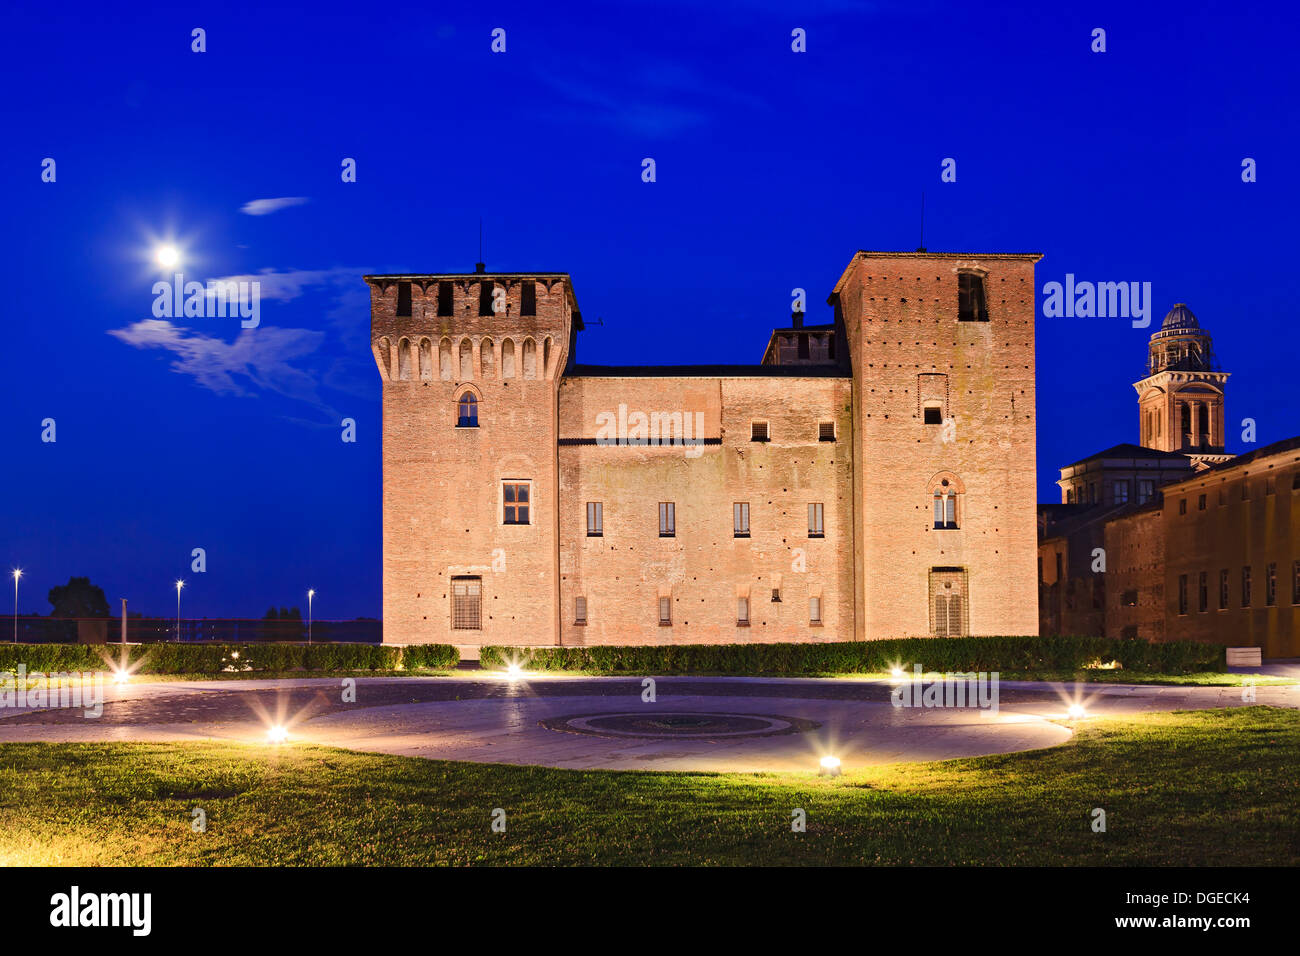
<box><xmin>1</xmin><ymin>707</ymin><xmax>1294</xmax><ymax>866</ymax></box>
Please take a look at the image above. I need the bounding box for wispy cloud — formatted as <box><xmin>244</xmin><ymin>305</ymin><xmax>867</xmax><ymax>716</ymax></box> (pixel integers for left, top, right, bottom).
<box><xmin>108</xmin><ymin>319</ymin><xmax>337</xmax><ymax>421</ymax></box>
<box><xmin>240</xmin><ymin>197</ymin><xmax>310</xmax><ymax>216</ymax></box>
<box><xmin>207</xmin><ymin>266</ymin><xmax>358</xmax><ymax>302</ymax></box>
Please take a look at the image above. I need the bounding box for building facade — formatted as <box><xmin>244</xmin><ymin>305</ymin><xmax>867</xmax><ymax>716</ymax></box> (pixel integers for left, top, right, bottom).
<box><xmin>368</xmin><ymin>251</ymin><xmax>1042</xmax><ymax>648</ymax></box>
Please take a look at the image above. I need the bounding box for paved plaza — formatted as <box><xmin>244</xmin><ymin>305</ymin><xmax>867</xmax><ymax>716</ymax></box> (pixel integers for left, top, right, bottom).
<box><xmin>1</xmin><ymin>673</ymin><xmax>1294</xmax><ymax>772</ymax></box>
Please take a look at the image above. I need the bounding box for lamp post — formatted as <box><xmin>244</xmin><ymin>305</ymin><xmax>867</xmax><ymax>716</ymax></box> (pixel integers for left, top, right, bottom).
<box><xmin>175</xmin><ymin>579</ymin><xmax>184</xmax><ymax>642</ymax></box>
<box><xmin>11</xmin><ymin>569</ymin><xmax>21</xmax><ymax>644</ymax></box>
<box><xmin>307</xmin><ymin>589</ymin><xmax>314</xmax><ymax>645</ymax></box>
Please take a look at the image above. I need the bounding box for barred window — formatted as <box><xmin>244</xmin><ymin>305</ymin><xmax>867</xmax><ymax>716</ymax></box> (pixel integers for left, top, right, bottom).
<box><xmin>751</xmin><ymin>421</ymin><xmax>769</xmax><ymax>442</ymax></box>
<box><xmin>808</xmin><ymin>502</ymin><xmax>824</xmax><ymax>538</ymax></box>
<box><xmin>503</xmin><ymin>482</ymin><xmax>530</xmax><ymax>525</ymax></box>
<box><xmin>1198</xmin><ymin>571</ymin><xmax>1208</xmax><ymax>613</ymax></box>
<box><xmin>1241</xmin><ymin>566</ymin><xmax>1252</xmax><ymax>607</ymax></box>
<box><xmin>451</xmin><ymin>577</ymin><xmax>481</xmax><ymax>630</ymax></box>
<box><xmin>1220</xmin><ymin>569</ymin><xmax>1229</xmax><ymax>610</ymax></box>
<box><xmin>659</xmin><ymin>502</ymin><xmax>675</xmax><ymax>537</ymax></box>
<box><xmin>1267</xmin><ymin>563</ymin><xmax>1277</xmax><ymax>606</ymax></box>
<box><xmin>737</xmin><ymin>596</ymin><xmax>749</xmax><ymax>626</ymax></box>
<box><xmin>818</xmin><ymin>421</ymin><xmax>836</xmax><ymax>441</ymax></box>
<box><xmin>574</xmin><ymin>596</ymin><xmax>587</xmax><ymax>625</ymax></box>
<box><xmin>734</xmin><ymin>502</ymin><xmax>750</xmax><ymax>537</ymax></box>
<box><xmin>586</xmin><ymin>502</ymin><xmax>602</xmax><ymax>537</ymax></box>
<box><xmin>658</xmin><ymin>597</ymin><xmax>671</xmax><ymax>626</ymax></box>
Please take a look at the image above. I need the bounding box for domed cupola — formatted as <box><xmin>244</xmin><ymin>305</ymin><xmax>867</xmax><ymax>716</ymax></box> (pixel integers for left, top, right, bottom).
<box><xmin>1160</xmin><ymin>303</ymin><xmax>1200</xmax><ymax>334</ymax></box>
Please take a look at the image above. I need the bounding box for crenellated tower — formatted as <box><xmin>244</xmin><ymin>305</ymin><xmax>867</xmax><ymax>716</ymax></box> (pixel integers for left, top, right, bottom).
<box><xmin>366</xmin><ymin>266</ymin><xmax>581</xmax><ymax>646</ymax></box>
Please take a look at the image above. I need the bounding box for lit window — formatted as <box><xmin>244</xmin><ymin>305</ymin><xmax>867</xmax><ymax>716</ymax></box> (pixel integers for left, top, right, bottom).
<box><xmin>457</xmin><ymin>392</ymin><xmax>478</xmax><ymax>427</ymax></box>
<box><xmin>1114</xmin><ymin>481</ymin><xmax>1130</xmax><ymax>505</ymax></box>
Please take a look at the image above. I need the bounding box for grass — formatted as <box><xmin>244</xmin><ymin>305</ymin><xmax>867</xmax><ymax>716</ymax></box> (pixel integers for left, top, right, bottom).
<box><xmin>478</xmin><ymin>667</ymin><xmax>1293</xmax><ymax>686</ymax></box>
<box><xmin>0</xmin><ymin>707</ymin><xmax>1295</xmax><ymax>866</ymax></box>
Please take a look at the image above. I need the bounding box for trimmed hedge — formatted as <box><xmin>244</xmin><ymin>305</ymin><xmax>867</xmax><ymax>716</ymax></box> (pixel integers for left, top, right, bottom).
<box><xmin>480</xmin><ymin>636</ymin><xmax>1227</xmax><ymax>676</ymax></box>
<box><xmin>0</xmin><ymin>643</ymin><xmax>458</xmax><ymax>675</ymax></box>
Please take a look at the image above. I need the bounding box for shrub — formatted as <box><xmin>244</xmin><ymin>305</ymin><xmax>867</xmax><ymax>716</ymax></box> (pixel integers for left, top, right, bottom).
<box><xmin>0</xmin><ymin>642</ymin><xmax>455</xmax><ymax>675</ymax></box>
<box><xmin>477</xmin><ymin>636</ymin><xmax>1226</xmax><ymax>676</ymax></box>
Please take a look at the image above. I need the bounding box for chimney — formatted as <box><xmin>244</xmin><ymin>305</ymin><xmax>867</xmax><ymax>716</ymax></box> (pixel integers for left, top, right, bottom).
<box><xmin>791</xmin><ymin>309</ymin><xmax>804</xmax><ymax>329</ymax></box>
<box><xmin>475</xmin><ymin>262</ymin><xmax>486</xmax><ymax>274</ymax></box>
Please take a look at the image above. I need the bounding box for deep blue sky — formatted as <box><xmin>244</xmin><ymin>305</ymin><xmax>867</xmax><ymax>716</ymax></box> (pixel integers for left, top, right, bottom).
<box><xmin>2</xmin><ymin>1</ymin><xmax>1296</xmax><ymax>619</ymax></box>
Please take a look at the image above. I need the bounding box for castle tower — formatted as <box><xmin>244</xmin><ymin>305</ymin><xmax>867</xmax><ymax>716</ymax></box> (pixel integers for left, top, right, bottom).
<box><xmin>831</xmin><ymin>251</ymin><xmax>1041</xmax><ymax>638</ymax></box>
<box><xmin>366</xmin><ymin>268</ymin><xmax>580</xmax><ymax>646</ymax></box>
<box><xmin>1133</xmin><ymin>303</ymin><xmax>1230</xmax><ymax>466</ymax></box>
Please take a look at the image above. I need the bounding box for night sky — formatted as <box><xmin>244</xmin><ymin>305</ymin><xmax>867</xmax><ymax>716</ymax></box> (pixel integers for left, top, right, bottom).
<box><xmin>2</xmin><ymin>0</ymin><xmax>1295</xmax><ymax>619</ymax></box>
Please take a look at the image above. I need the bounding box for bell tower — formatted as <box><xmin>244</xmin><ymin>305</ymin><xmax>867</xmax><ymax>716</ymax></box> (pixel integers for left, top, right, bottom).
<box><xmin>1134</xmin><ymin>303</ymin><xmax>1231</xmax><ymax>466</ymax></box>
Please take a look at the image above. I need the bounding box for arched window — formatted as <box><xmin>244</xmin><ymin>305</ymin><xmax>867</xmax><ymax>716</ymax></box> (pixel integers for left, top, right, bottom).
<box><xmin>457</xmin><ymin>392</ymin><xmax>478</xmax><ymax>428</ymax></box>
<box><xmin>932</xmin><ymin>478</ymin><xmax>959</xmax><ymax>529</ymax></box>
<box><xmin>397</xmin><ymin>338</ymin><xmax>412</xmax><ymax>381</ymax></box>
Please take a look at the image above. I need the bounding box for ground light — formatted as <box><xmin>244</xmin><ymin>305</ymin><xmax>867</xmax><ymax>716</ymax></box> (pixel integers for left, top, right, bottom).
<box><xmin>889</xmin><ymin>665</ymin><xmax>907</xmax><ymax>680</ymax></box>
<box><xmin>506</xmin><ymin>663</ymin><xmax>523</xmax><ymax>680</ymax></box>
<box><xmin>266</xmin><ymin>725</ymin><xmax>289</xmax><ymax>744</ymax></box>
<box><xmin>1067</xmin><ymin>703</ymin><xmax>1087</xmax><ymax>720</ymax></box>
<box><xmin>819</xmin><ymin>755</ymin><xmax>842</xmax><ymax>777</ymax></box>
<box><xmin>112</xmin><ymin>669</ymin><xmax>130</xmax><ymax>686</ymax></box>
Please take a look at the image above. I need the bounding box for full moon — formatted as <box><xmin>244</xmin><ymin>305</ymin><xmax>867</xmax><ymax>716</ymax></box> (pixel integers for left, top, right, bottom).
<box><xmin>155</xmin><ymin>245</ymin><xmax>180</xmax><ymax>268</ymax></box>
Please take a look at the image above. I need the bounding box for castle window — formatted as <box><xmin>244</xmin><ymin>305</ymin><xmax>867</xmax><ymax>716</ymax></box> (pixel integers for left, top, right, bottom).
<box><xmin>658</xmin><ymin>597</ymin><xmax>672</xmax><ymax>627</ymax></box>
<box><xmin>479</xmin><ymin>280</ymin><xmax>495</xmax><ymax>316</ymax></box>
<box><xmin>451</xmin><ymin>577</ymin><xmax>482</xmax><ymax>630</ymax></box>
<box><xmin>396</xmin><ymin>281</ymin><xmax>412</xmax><ymax>317</ymax></box>
<box><xmin>923</xmin><ymin>405</ymin><xmax>943</xmax><ymax>425</ymax></box>
<box><xmin>957</xmin><ymin>273</ymin><xmax>988</xmax><ymax>322</ymax></box>
<box><xmin>1220</xmin><ymin>569</ymin><xmax>1229</xmax><ymax>610</ymax></box>
<box><xmin>771</xmin><ymin>587</ymin><xmax>781</xmax><ymax>603</ymax></box>
<box><xmin>1138</xmin><ymin>479</ymin><xmax>1154</xmax><ymax>504</ymax></box>
<box><xmin>827</xmin><ymin>334</ymin><xmax>836</xmax><ymax>360</ymax></box>
<box><xmin>574</xmin><ymin>597</ymin><xmax>587</xmax><ymax>625</ymax></box>
<box><xmin>751</xmin><ymin>421</ymin><xmax>769</xmax><ymax>442</ymax></box>
<box><xmin>808</xmin><ymin>503</ymin><xmax>824</xmax><ymax>538</ymax></box>
<box><xmin>819</xmin><ymin>421</ymin><xmax>836</xmax><ymax>441</ymax></box>
<box><xmin>1178</xmin><ymin>498</ymin><xmax>1187</xmax><ymax>515</ymax></box>
<box><xmin>457</xmin><ymin>392</ymin><xmax>478</xmax><ymax>427</ymax></box>
<box><xmin>1199</xmin><ymin>571</ymin><xmax>1208</xmax><ymax>613</ymax></box>
<box><xmin>1198</xmin><ymin>493</ymin><xmax>1206</xmax><ymax>510</ymax></box>
<box><xmin>797</xmin><ymin>334</ymin><xmax>810</xmax><ymax>359</ymax></box>
<box><xmin>437</xmin><ymin>280</ymin><xmax>454</xmax><ymax>317</ymax></box>
<box><xmin>502</xmin><ymin>481</ymin><xmax>530</xmax><ymax>525</ymax></box>
<box><xmin>1177</xmin><ymin>575</ymin><xmax>1188</xmax><ymax>615</ymax></box>
<box><xmin>586</xmin><ymin>502</ymin><xmax>602</xmax><ymax>537</ymax></box>
<box><xmin>1266</xmin><ymin>563</ymin><xmax>1277</xmax><ymax>606</ymax></box>
<box><xmin>734</xmin><ymin>502</ymin><xmax>750</xmax><ymax>537</ymax></box>
<box><xmin>1114</xmin><ymin>481</ymin><xmax>1129</xmax><ymax>505</ymax></box>
<box><xmin>659</xmin><ymin>502</ymin><xmax>675</xmax><ymax>537</ymax></box>
<box><xmin>929</xmin><ymin>568</ymin><xmax>967</xmax><ymax>636</ymax></box>
<box><xmin>932</xmin><ymin>479</ymin><xmax>959</xmax><ymax>529</ymax></box>
<box><xmin>1241</xmin><ymin>566</ymin><xmax>1252</xmax><ymax>607</ymax></box>
<box><xmin>521</xmin><ymin>281</ymin><xmax>537</xmax><ymax>316</ymax></box>
<box><xmin>737</xmin><ymin>596</ymin><xmax>750</xmax><ymax>626</ymax></box>
<box><xmin>809</xmin><ymin>596</ymin><xmax>822</xmax><ymax>625</ymax></box>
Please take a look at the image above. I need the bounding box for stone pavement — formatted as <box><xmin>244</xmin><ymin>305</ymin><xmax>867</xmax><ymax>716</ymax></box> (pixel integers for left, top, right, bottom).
<box><xmin>0</xmin><ymin>674</ymin><xmax>1293</xmax><ymax>772</ymax></box>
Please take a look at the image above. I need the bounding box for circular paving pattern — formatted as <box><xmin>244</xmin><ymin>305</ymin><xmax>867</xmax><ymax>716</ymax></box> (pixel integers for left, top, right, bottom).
<box><xmin>541</xmin><ymin>710</ymin><xmax>821</xmax><ymax>739</ymax></box>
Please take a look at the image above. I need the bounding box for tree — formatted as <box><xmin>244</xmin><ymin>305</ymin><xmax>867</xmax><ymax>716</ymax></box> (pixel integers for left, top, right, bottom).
<box><xmin>48</xmin><ymin>576</ymin><xmax>111</xmax><ymax>618</ymax></box>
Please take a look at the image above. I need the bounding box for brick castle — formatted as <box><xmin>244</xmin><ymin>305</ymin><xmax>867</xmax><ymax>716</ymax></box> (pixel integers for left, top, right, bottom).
<box><xmin>367</xmin><ymin>251</ymin><xmax>1042</xmax><ymax>649</ymax></box>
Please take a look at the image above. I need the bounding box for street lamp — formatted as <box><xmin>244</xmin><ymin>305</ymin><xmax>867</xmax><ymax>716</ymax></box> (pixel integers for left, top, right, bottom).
<box><xmin>11</xmin><ymin>569</ymin><xmax>21</xmax><ymax>644</ymax></box>
<box><xmin>307</xmin><ymin>589</ymin><xmax>315</xmax><ymax>644</ymax></box>
<box><xmin>175</xmin><ymin>579</ymin><xmax>184</xmax><ymax>642</ymax></box>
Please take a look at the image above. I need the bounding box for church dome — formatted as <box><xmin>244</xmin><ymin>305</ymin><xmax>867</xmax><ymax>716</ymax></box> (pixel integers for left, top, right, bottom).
<box><xmin>1161</xmin><ymin>303</ymin><xmax>1200</xmax><ymax>332</ymax></box>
